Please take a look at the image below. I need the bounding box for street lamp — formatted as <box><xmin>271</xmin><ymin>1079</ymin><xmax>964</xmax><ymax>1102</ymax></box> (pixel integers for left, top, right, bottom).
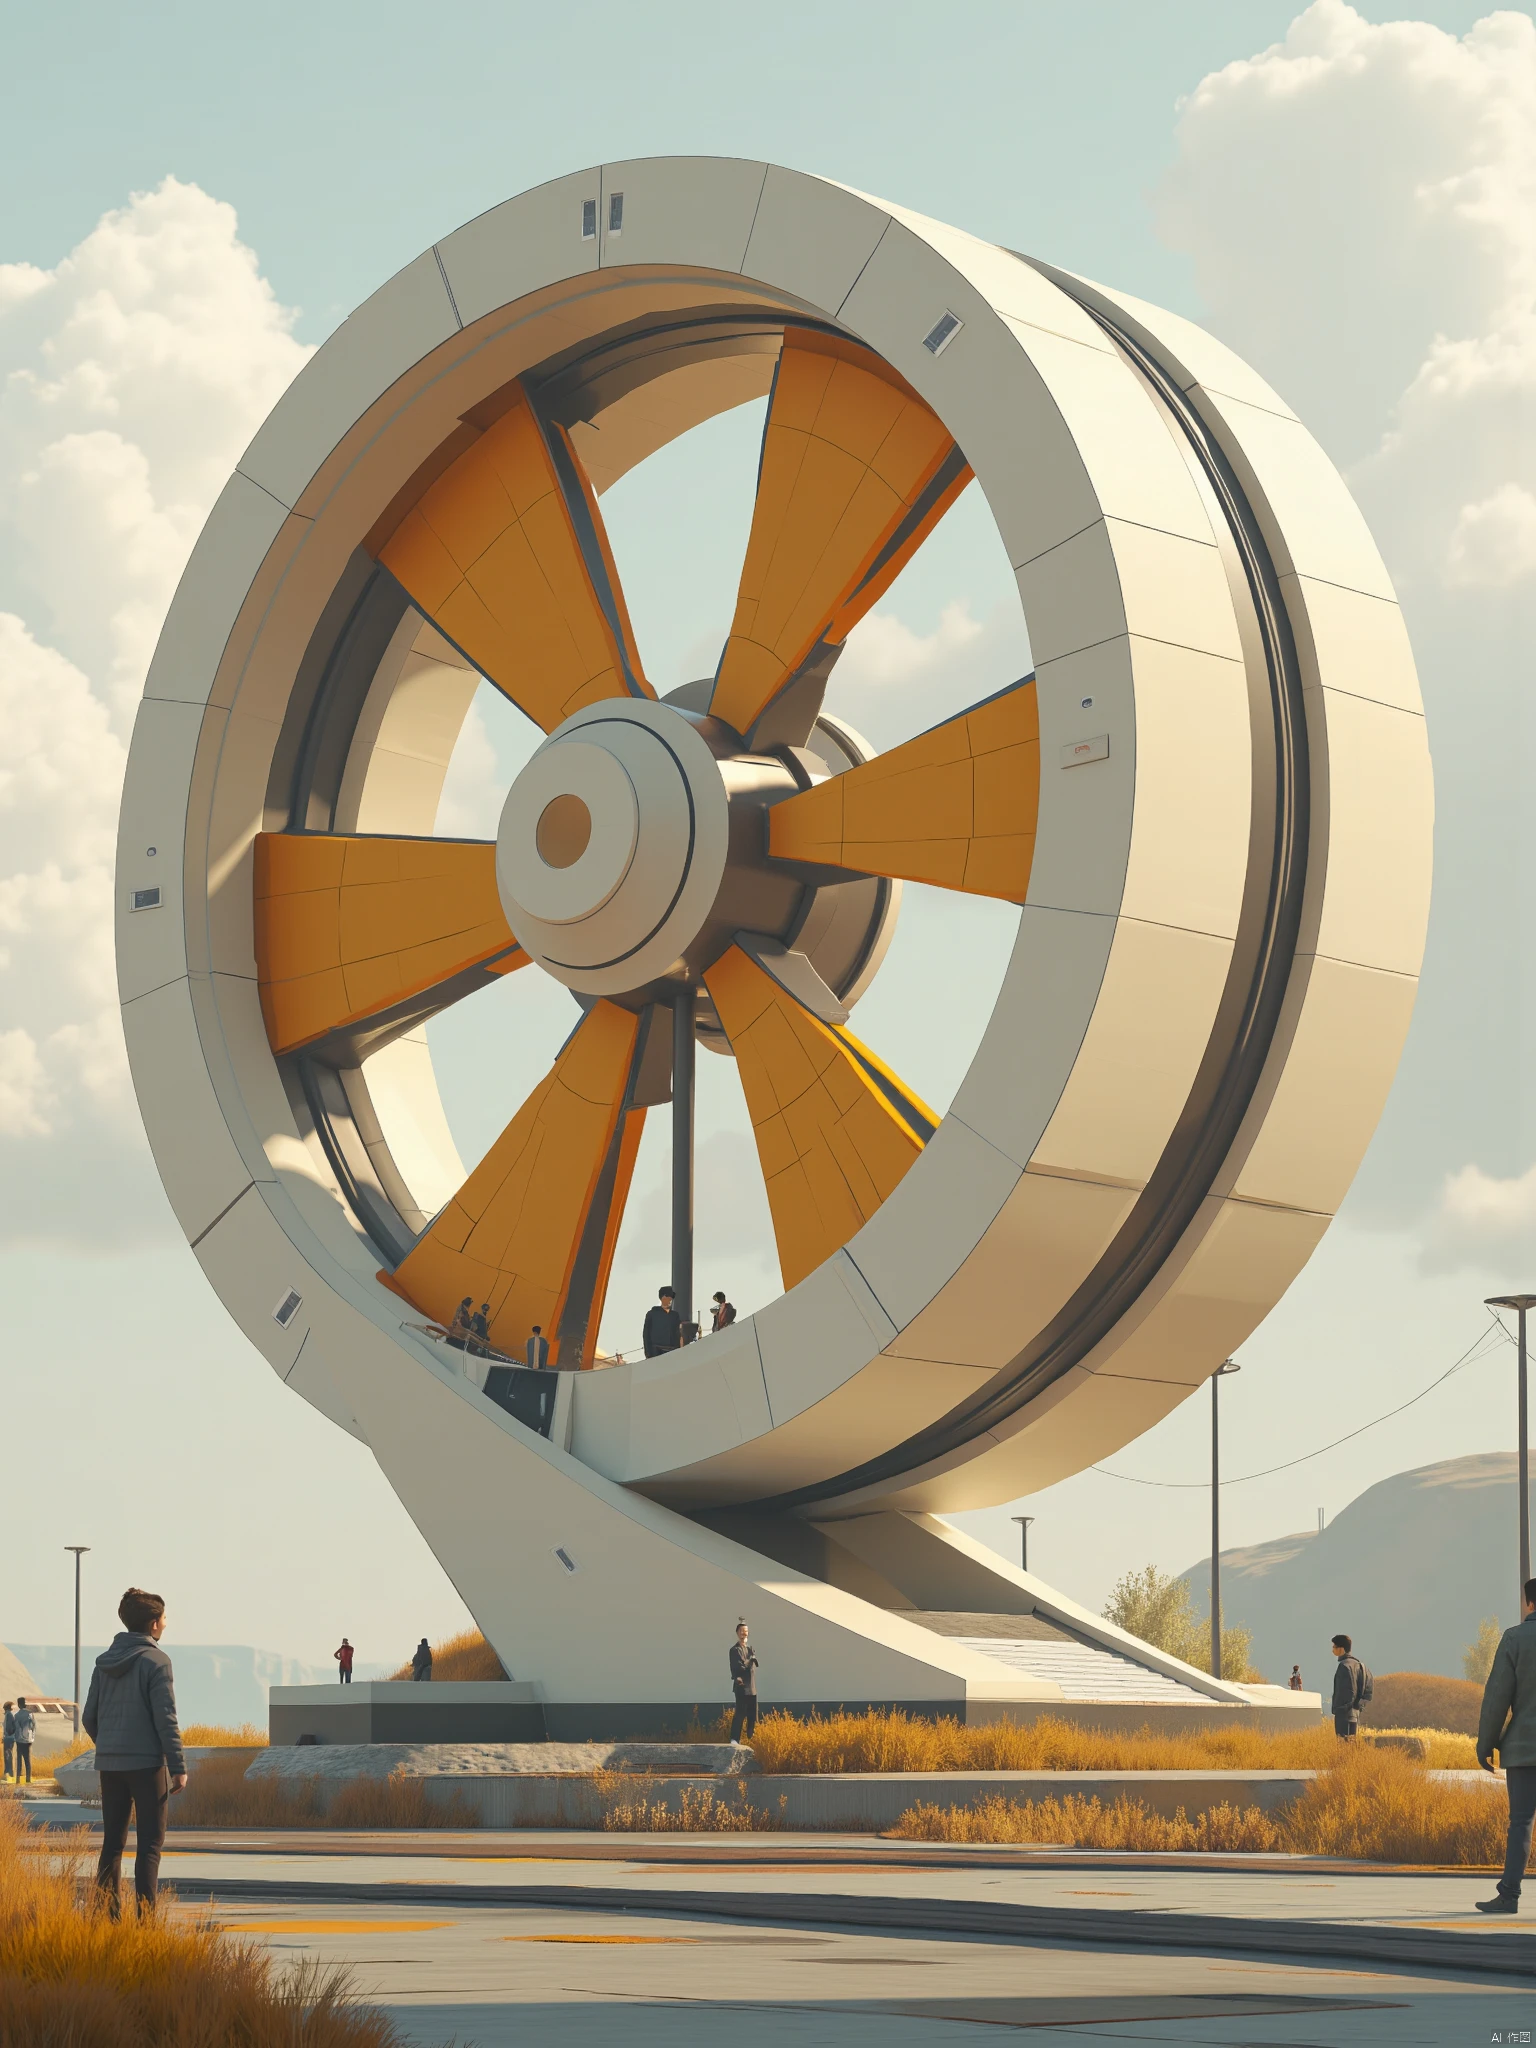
<box><xmin>1486</xmin><ymin>1294</ymin><xmax>1536</xmax><ymax>1600</ymax></box>
<box><xmin>1210</xmin><ymin>1361</ymin><xmax>1241</xmax><ymax>1681</ymax></box>
<box><xmin>64</xmin><ymin>1547</ymin><xmax>90</xmax><ymax>1736</ymax></box>
<box><xmin>1010</xmin><ymin>1515</ymin><xmax>1035</xmax><ymax>1574</ymax></box>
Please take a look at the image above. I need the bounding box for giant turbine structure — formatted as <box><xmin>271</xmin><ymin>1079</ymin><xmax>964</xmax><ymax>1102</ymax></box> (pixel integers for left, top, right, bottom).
<box><xmin>118</xmin><ymin>162</ymin><xmax>1431</xmax><ymax>1728</ymax></box>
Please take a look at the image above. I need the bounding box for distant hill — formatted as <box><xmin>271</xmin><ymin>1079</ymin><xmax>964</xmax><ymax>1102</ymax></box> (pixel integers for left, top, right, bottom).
<box><xmin>6</xmin><ymin>1645</ymin><xmax>369</xmax><ymax>1725</ymax></box>
<box><xmin>1178</xmin><ymin>1453</ymin><xmax>1531</xmax><ymax>1684</ymax></box>
<box><xmin>0</xmin><ymin>1643</ymin><xmax>42</xmax><ymax>1699</ymax></box>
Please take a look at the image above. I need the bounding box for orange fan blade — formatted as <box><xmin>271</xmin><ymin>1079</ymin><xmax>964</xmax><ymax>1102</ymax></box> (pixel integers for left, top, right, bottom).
<box><xmin>377</xmin><ymin>383</ymin><xmax>653</xmax><ymax>732</ymax></box>
<box><xmin>703</xmin><ymin>945</ymin><xmax>935</xmax><ymax>1291</ymax></box>
<box><xmin>254</xmin><ymin>833</ymin><xmax>525</xmax><ymax>1057</ymax></box>
<box><xmin>767</xmin><ymin>676</ymin><xmax>1040</xmax><ymax>904</ymax></box>
<box><xmin>708</xmin><ymin>330</ymin><xmax>971</xmax><ymax>744</ymax></box>
<box><xmin>383</xmin><ymin>1000</ymin><xmax>651</xmax><ymax>1368</ymax></box>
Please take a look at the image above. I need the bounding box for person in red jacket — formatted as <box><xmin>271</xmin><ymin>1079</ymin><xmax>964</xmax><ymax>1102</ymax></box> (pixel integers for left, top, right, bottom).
<box><xmin>334</xmin><ymin>1638</ymin><xmax>354</xmax><ymax>1685</ymax></box>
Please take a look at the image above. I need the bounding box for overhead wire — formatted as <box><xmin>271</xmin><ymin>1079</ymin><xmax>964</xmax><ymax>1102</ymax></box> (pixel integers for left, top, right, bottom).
<box><xmin>1089</xmin><ymin>1314</ymin><xmax>1514</xmax><ymax>1490</ymax></box>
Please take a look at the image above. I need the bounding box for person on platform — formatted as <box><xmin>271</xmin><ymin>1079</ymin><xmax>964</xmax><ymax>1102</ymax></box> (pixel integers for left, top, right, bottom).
<box><xmin>449</xmin><ymin>1297</ymin><xmax>474</xmax><ymax>1348</ymax></box>
<box><xmin>411</xmin><ymin>1637</ymin><xmax>433</xmax><ymax>1682</ymax></box>
<box><xmin>1330</xmin><ymin>1633</ymin><xmax>1368</xmax><ymax>1738</ymax></box>
<box><xmin>334</xmin><ymin>1637</ymin><xmax>354</xmax><ymax>1685</ymax></box>
<box><xmin>525</xmin><ymin>1325</ymin><xmax>550</xmax><ymax>1370</ymax></box>
<box><xmin>1289</xmin><ymin>1665</ymin><xmax>1303</xmax><ymax>1691</ymax></box>
<box><xmin>643</xmin><ymin>1287</ymin><xmax>682</xmax><ymax>1357</ymax></box>
<box><xmin>3</xmin><ymin>1701</ymin><xmax>13</xmax><ymax>1780</ymax></box>
<box><xmin>12</xmin><ymin>1698</ymin><xmax>35</xmax><ymax>1784</ymax></box>
<box><xmin>469</xmin><ymin>1304</ymin><xmax>491</xmax><ymax>1357</ymax></box>
<box><xmin>729</xmin><ymin>1620</ymin><xmax>759</xmax><ymax>1745</ymax></box>
<box><xmin>710</xmin><ymin>1291</ymin><xmax>736</xmax><ymax>1333</ymax></box>
<box><xmin>83</xmin><ymin>1587</ymin><xmax>187</xmax><ymax>1915</ymax></box>
<box><xmin>1475</xmin><ymin>1577</ymin><xmax>1536</xmax><ymax>1915</ymax></box>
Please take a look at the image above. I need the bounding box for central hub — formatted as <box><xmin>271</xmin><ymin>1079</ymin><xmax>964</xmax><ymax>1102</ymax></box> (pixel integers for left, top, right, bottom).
<box><xmin>495</xmin><ymin>700</ymin><xmax>730</xmax><ymax>997</ymax></box>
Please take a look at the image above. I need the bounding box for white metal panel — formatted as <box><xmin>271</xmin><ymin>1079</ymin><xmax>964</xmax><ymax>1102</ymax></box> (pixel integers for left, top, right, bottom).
<box><xmin>436</xmin><ymin>170</ymin><xmax>600</xmax><ymax>328</ymax></box>
<box><xmin>598</xmin><ymin>156</ymin><xmax>768</xmax><ymax>274</ymax></box>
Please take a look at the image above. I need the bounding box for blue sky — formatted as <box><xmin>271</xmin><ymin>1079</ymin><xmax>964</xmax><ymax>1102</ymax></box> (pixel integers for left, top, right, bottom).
<box><xmin>2</xmin><ymin>1</ymin><xmax>1532</xmax><ymax>1667</ymax></box>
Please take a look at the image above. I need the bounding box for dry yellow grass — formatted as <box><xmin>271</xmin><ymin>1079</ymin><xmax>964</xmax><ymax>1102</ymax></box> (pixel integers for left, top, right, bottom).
<box><xmin>892</xmin><ymin>1746</ymin><xmax>1517</xmax><ymax>1865</ymax></box>
<box><xmin>744</xmin><ymin>1708</ymin><xmax>1348</xmax><ymax>1775</ymax></box>
<box><xmin>0</xmin><ymin>1799</ymin><xmax>404</xmax><ymax>2043</ymax></box>
<box><xmin>597</xmin><ymin>1775</ymin><xmax>786</xmax><ymax>1833</ymax></box>
<box><xmin>387</xmin><ymin>1628</ymin><xmax>507</xmax><ymax>1682</ymax></box>
<box><xmin>171</xmin><ymin>1752</ymin><xmax>478</xmax><ymax>1830</ymax></box>
<box><xmin>181</xmin><ymin>1722</ymin><xmax>269</xmax><ymax>1747</ymax></box>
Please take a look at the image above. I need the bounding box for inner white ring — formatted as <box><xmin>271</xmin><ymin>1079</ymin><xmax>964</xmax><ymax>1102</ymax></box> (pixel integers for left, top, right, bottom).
<box><xmin>497</xmin><ymin>741</ymin><xmax>639</xmax><ymax>926</ymax></box>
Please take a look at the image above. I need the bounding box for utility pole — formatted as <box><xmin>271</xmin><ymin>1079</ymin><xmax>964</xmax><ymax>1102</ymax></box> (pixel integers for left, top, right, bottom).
<box><xmin>1010</xmin><ymin>1515</ymin><xmax>1035</xmax><ymax>1574</ymax></box>
<box><xmin>1487</xmin><ymin>1295</ymin><xmax>1535</xmax><ymax>1599</ymax></box>
<box><xmin>64</xmin><ymin>1546</ymin><xmax>90</xmax><ymax>1736</ymax></box>
<box><xmin>1210</xmin><ymin>1361</ymin><xmax>1241</xmax><ymax>1680</ymax></box>
<box><xmin>672</xmin><ymin>984</ymin><xmax>696</xmax><ymax>1342</ymax></box>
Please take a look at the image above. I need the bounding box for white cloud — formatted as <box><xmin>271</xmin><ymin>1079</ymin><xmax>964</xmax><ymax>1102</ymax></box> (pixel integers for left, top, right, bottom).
<box><xmin>1419</xmin><ymin>1162</ymin><xmax>1536</xmax><ymax>1275</ymax></box>
<box><xmin>1446</xmin><ymin>481</ymin><xmax>1536</xmax><ymax>588</ymax></box>
<box><xmin>1159</xmin><ymin>3</ymin><xmax>1536</xmax><ymax>599</ymax></box>
<box><xmin>832</xmin><ymin>596</ymin><xmax>1030</xmax><ymax>752</ymax></box>
<box><xmin>0</xmin><ymin>180</ymin><xmax>310</xmax><ymax>1248</ymax></box>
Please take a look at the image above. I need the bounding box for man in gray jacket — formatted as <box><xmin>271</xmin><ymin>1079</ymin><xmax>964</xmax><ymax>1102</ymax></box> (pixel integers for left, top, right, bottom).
<box><xmin>1476</xmin><ymin>1577</ymin><xmax>1536</xmax><ymax>1914</ymax></box>
<box><xmin>82</xmin><ymin>1586</ymin><xmax>187</xmax><ymax>1914</ymax></box>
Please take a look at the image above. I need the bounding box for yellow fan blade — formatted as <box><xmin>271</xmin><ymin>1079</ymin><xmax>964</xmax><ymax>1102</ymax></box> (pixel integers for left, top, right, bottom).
<box><xmin>704</xmin><ymin>946</ymin><xmax>934</xmax><ymax>1291</ymax></box>
<box><xmin>254</xmin><ymin>833</ymin><xmax>525</xmax><ymax>1056</ymax></box>
<box><xmin>709</xmin><ymin>330</ymin><xmax>971</xmax><ymax>742</ymax></box>
<box><xmin>378</xmin><ymin>385</ymin><xmax>653</xmax><ymax>732</ymax></box>
<box><xmin>767</xmin><ymin>677</ymin><xmax>1040</xmax><ymax>903</ymax></box>
<box><xmin>382</xmin><ymin>1000</ymin><xmax>646</xmax><ymax>1368</ymax></box>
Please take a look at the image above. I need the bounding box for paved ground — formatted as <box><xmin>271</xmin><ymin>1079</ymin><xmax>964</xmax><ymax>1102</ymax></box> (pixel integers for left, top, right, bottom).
<box><xmin>26</xmin><ymin>1799</ymin><xmax>1536</xmax><ymax>2042</ymax></box>
<box><xmin>200</xmin><ymin>1893</ymin><xmax>1535</xmax><ymax>2045</ymax></box>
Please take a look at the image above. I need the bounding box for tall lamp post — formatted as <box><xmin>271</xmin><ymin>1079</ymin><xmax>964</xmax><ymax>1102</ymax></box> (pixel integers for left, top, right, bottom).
<box><xmin>1210</xmin><ymin>1361</ymin><xmax>1241</xmax><ymax>1681</ymax></box>
<box><xmin>1486</xmin><ymin>1294</ymin><xmax>1535</xmax><ymax>1599</ymax></box>
<box><xmin>64</xmin><ymin>1546</ymin><xmax>90</xmax><ymax>1736</ymax></box>
<box><xmin>1010</xmin><ymin>1515</ymin><xmax>1035</xmax><ymax>1574</ymax></box>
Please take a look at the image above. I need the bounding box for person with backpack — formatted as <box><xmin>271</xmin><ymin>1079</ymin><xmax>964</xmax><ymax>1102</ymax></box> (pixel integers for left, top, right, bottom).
<box><xmin>11</xmin><ymin>1698</ymin><xmax>36</xmax><ymax>1783</ymax></box>
<box><xmin>411</xmin><ymin>1637</ymin><xmax>433</xmax><ymax>1682</ymax></box>
<box><xmin>1330</xmin><ymin>1632</ymin><xmax>1371</xmax><ymax>1737</ymax></box>
<box><xmin>82</xmin><ymin>1587</ymin><xmax>187</xmax><ymax>1915</ymax></box>
<box><xmin>1474</xmin><ymin>1576</ymin><xmax>1536</xmax><ymax>1915</ymax></box>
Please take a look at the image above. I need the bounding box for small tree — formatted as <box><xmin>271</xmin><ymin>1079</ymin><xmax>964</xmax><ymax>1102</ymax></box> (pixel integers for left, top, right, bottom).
<box><xmin>1103</xmin><ymin>1563</ymin><xmax>1254</xmax><ymax>1681</ymax></box>
<box><xmin>1463</xmin><ymin>1616</ymin><xmax>1503</xmax><ymax>1686</ymax></box>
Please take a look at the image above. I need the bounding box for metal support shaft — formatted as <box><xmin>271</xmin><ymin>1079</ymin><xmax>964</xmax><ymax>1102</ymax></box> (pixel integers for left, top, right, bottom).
<box><xmin>66</xmin><ymin>1545</ymin><xmax>89</xmax><ymax>1736</ymax></box>
<box><xmin>672</xmin><ymin>985</ymin><xmax>695</xmax><ymax>1341</ymax></box>
<box><xmin>1487</xmin><ymin>1295</ymin><xmax>1534</xmax><ymax>1606</ymax></box>
<box><xmin>1211</xmin><ymin>1374</ymin><xmax>1222</xmax><ymax>1683</ymax></box>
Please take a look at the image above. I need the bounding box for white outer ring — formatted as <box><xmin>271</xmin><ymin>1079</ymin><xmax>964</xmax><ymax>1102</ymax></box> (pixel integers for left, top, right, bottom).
<box><xmin>116</xmin><ymin>159</ymin><xmax>1432</xmax><ymax>1521</ymax></box>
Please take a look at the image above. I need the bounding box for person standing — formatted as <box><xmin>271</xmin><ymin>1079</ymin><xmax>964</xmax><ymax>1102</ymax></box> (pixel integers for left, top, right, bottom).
<box><xmin>470</xmin><ymin>1304</ymin><xmax>491</xmax><ymax>1358</ymax></box>
<box><xmin>334</xmin><ymin>1638</ymin><xmax>354</xmax><ymax>1685</ymax></box>
<box><xmin>82</xmin><ymin>1587</ymin><xmax>187</xmax><ymax>1916</ymax></box>
<box><xmin>449</xmin><ymin>1297</ymin><xmax>474</xmax><ymax>1348</ymax></box>
<box><xmin>3</xmin><ymin>1701</ymin><xmax>13</xmax><ymax>1780</ymax></box>
<box><xmin>12</xmin><ymin>1698</ymin><xmax>35</xmax><ymax>1784</ymax></box>
<box><xmin>728</xmin><ymin>1620</ymin><xmax>759</xmax><ymax>1744</ymax></box>
<box><xmin>1289</xmin><ymin>1665</ymin><xmax>1304</xmax><ymax>1691</ymax></box>
<box><xmin>1330</xmin><ymin>1633</ymin><xmax>1367</xmax><ymax>1738</ymax></box>
<box><xmin>643</xmin><ymin>1287</ymin><xmax>681</xmax><ymax>1357</ymax></box>
<box><xmin>1475</xmin><ymin>1577</ymin><xmax>1536</xmax><ymax>1915</ymax></box>
<box><xmin>710</xmin><ymin>1292</ymin><xmax>736</xmax><ymax>1333</ymax></box>
<box><xmin>411</xmin><ymin>1636</ymin><xmax>433</xmax><ymax>1682</ymax></box>
<box><xmin>525</xmin><ymin>1325</ymin><xmax>550</xmax><ymax>1370</ymax></box>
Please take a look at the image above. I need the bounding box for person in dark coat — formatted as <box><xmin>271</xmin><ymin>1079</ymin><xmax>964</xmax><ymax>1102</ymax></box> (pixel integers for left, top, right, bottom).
<box><xmin>525</xmin><ymin>1325</ymin><xmax>550</xmax><ymax>1370</ymax></box>
<box><xmin>469</xmin><ymin>1305</ymin><xmax>491</xmax><ymax>1357</ymax></box>
<box><xmin>1330</xmin><ymin>1633</ymin><xmax>1365</xmax><ymax>1737</ymax></box>
<box><xmin>710</xmin><ymin>1292</ymin><xmax>736</xmax><ymax>1333</ymax></box>
<box><xmin>728</xmin><ymin>1620</ymin><xmax>759</xmax><ymax>1744</ymax></box>
<box><xmin>643</xmin><ymin>1287</ymin><xmax>682</xmax><ymax>1357</ymax></box>
<box><xmin>1475</xmin><ymin>1577</ymin><xmax>1536</xmax><ymax>1914</ymax></box>
<box><xmin>411</xmin><ymin>1637</ymin><xmax>433</xmax><ymax>1682</ymax></box>
<box><xmin>82</xmin><ymin>1587</ymin><xmax>187</xmax><ymax>1914</ymax></box>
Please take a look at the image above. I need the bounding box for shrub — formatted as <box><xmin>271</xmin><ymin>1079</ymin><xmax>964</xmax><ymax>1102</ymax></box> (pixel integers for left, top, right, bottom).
<box><xmin>597</xmin><ymin>1775</ymin><xmax>786</xmax><ymax>1833</ymax></box>
<box><xmin>891</xmin><ymin>1745</ymin><xmax>1516</xmax><ymax>1865</ymax></box>
<box><xmin>0</xmin><ymin>1800</ymin><xmax>403</xmax><ymax>2043</ymax></box>
<box><xmin>171</xmin><ymin>1753</ymin><xmax>477</xmax><ymax>1830</ymax></box>
<box><xmin>388</xmin><ymin>1629</ymin><xmax>507</xmax><ymax>1681</ymax></box>
<box><xmin>1102</xmin><ymin>1563</ymin><xmax>1254</xmax><ymax>1680</ymax></box>
<box><xmin>1463</xmin><ymin>1620</ymin><xmax>1503</xmax><ymax>1686</ymax></box>
<box><xmin>1364</xmin><ymin>1671</ymin><xmax>1484</xmax><ymax>1736</ymax></box>
<box><xmin>182</xmin><ymin>1722</ymin><xmax>268</xmax><ymax>1747</ymax></box>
